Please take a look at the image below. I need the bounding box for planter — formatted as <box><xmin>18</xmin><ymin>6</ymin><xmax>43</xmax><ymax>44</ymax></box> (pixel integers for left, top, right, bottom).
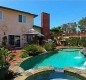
<box><xmin>0</xmin><ymin>65</ymin><xmax>9</xmax><ymax>80</ymax></box>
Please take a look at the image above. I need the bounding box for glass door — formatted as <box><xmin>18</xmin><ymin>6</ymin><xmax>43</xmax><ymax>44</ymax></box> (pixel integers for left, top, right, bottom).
<box><xmin>9</xmin><ymin>35</ymin><xmax>20</xmax><ymax>47</ymax></box>
<box><xmin>14</xmin><ymin>36</ymin><xmax>20</xmax><ymax>47</ymax></box>
<box><xmin>9</xmin><ymin>35</ymin><xmax>14</xmax><ymax>45</ymax></box>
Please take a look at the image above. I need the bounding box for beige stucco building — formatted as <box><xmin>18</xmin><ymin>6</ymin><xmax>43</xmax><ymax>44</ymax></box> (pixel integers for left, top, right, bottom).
<box><xmin>0</xmin><ymin>6</ymin><xmax>37</xmax><ymax>48</ymax></box>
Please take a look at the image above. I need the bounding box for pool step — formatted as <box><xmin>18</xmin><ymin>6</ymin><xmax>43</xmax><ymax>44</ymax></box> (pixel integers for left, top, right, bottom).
<box><xmin>50</xmin><ymin>78</ymin><xmax>68</xmax><ymax>80</ymax></box>
<box><xmin>54</xmin><ymin>68</ymin><xmax>64</xmax><ymax>72</ymax></box>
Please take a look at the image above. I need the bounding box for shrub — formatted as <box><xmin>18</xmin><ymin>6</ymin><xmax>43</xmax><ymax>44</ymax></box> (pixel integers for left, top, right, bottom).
<box><xmin>2</xmin><ymin>36</ymin><xmax>7</xmax><ymax>48</ymax></box>
<box><xmin>20</xmin><ymin>51</ymin><xmax>29</xmax><ymax>58</ymax></box>
<box><xmin>0</xmin><ymin>47</ymin><xmax>15</xmax><ymax>80</ymax></box>
<box><xmin>65</xmin><ymin>37</ymin><xmax>86</xmax><ymax>47</ymax></box>
<box><xmin>66</xmin><ymin>37</ymin><xmax>80</xmax><ymax>46</ymax></box>
<box><xmin>36</xmin><ymin>45</ymin><xmax>46</xmax><ymax>53</ymax></box>
<box><xmin>0</xmin><ymin>47</ymin><xmax>15</xmax><ymax>68</ymax></box>
<box><xmin>43</xmin><ymin>42</ymin><xmax>54</xmax><ymax>51</ymax></box>
<box><xmin>24</xmin><ymin>44</ymin><xmax>38</xmax><ymax>53</ymax></box>
<box><xmin>23</xmin><ymin>44</ymin><xmax>45</xmax><ymax>56</ymax></box>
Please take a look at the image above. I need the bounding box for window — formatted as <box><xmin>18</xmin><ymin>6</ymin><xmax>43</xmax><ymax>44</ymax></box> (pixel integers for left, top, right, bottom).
<box><xmin>0</xmin><ymin>11</ymin><xmax>3</xmax><ymax>20</ymax></box>
<box><xmin>19</xmin><ymin>15</ymin><xmax>22</xmax><ymax>22</ymax></box>
<box><xmin>23</xmin><ymin>16</ymin><xmax>26</xmax><ymax>23</ymax></box>
<box><xmin>18</xmin><ymin>15</ymin><xmax>26</xmax><ymax>23</ymax></box>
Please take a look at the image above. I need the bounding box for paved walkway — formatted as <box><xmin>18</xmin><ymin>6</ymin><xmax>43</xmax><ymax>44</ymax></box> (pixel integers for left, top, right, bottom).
<box><xmin>9</xmin><ymin>49</ymin><xmax>23</xmax><ymax>72</ymax></box>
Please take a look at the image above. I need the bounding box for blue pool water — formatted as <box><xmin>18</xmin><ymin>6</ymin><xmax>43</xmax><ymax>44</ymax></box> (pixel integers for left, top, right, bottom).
<box><xmin>20</xmin><ymin>48</ymin><xmax>86</xmax><ymax>70</ymax></box>
<box><xmin>32</xmin><ymin>71</ymin><xmax>80</xmax><ymax>80</ymax></box>
<box><xmin>34</xmin><ymin>48</ymin><xmax>86</xmax><ymax>69</ymax></box>
<box><xmin>26</xmin><ymin>69</ymin><xmax>80</xmax><ymax>80</ymax></box>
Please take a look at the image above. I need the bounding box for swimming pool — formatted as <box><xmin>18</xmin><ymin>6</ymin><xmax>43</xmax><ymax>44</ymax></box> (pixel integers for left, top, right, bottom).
<box><xmin>33</xmin><ymin>72</ymin><xmax>80</xmax><ymax>80</ymax></box>
<box><xmin>26</xmin><ymin>69</ymin><xmax>80</xmax><ymax>80</ymax></box>
<box><xmin>20</xmin><ymin>48</ymin><xmax>86</xmax><ymax>70</ymax></box>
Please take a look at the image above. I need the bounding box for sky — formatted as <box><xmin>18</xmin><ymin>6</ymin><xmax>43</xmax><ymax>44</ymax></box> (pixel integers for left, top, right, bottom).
<box><xmin>0</xmin><ymin>0</ymin><xmax>86</xmax><ymax>28</ymax></box>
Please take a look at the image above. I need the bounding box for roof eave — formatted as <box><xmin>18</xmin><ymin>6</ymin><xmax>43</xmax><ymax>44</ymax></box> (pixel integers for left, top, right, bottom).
<box><xmin>34</xmin><ymin>15</ymin><xmax>38</xmax><ymax>18</ymax></box>
<box><xmin>0</xmin><ymin>6</ymin><xmax>38</xmax><ymax>17</ymax></box>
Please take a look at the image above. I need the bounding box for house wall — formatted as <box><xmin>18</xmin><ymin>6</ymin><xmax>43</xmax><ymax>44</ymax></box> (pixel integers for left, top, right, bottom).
<box><xmin>0</xmin><ymin>8</ymin><xmax>34</xmax><ymax>47</ymax></box>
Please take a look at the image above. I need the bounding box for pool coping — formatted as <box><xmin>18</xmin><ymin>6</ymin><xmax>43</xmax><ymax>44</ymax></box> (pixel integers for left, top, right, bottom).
<box><xmin>14</xmin><ymin>67</ymin><xmax>86</xmax><ymax>80</ymax></box>
<box><xmin>64</xmin><ymin>67</ymin><xmax>86</xmax><ymax>80</ymax></box>
<box><xmin>14</xmin><ymin>66</ymin><xmax>55</xmax><ymax>80</ymax></box>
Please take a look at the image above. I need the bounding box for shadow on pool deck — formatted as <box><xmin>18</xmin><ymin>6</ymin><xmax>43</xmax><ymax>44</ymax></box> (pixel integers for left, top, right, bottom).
<box><xmin>4</xmin><ymin>70</ymin><xmax>21</xmax><ymax>80</ymax></box>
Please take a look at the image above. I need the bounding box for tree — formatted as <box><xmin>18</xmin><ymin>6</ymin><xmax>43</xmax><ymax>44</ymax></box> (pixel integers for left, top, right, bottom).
<box><xmin>62</xmin><ymin>22</ymin><xmax>77</xmax><ymax>34</ymax></box>
<box><xmin>51</xmin><ymin>26</ymin><xmax>63</xmax><ymax>35</ymax></box>
<box><xmin>78</xmin><ymin>17</ymin><xmax>86</xmax><ymax>32</ymax></box>
<box><xmin>62</xmin><ymin>24</ymin><xmax>69</xmax><ymax>33</ymax></box>
<box><xmin>69</xmin><ymin>22</ymin><xmax>77</xmax><ymax>33</ymax></box>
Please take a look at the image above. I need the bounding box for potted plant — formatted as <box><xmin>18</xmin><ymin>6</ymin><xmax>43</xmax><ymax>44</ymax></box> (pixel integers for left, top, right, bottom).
<box><xmin>0</xmin><ymin>47</ymin><xmax>15</xmax><ymax>79</ymax></box>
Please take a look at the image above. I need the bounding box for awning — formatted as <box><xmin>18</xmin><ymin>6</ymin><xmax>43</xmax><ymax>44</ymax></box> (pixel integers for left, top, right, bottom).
<box><xmin>24</xmin><ymin>28</ymin><xmax>39</xmax><ymax>35</ymax></box>
<box><xmin>23</xmin><ymin>28</ymin><xmax>44</xmax><ymax>36</ymax></box>
<box><xmin>37</xmin><ymin>33</ymin><xmax>44</xmax><ymax>36</ymax></box>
